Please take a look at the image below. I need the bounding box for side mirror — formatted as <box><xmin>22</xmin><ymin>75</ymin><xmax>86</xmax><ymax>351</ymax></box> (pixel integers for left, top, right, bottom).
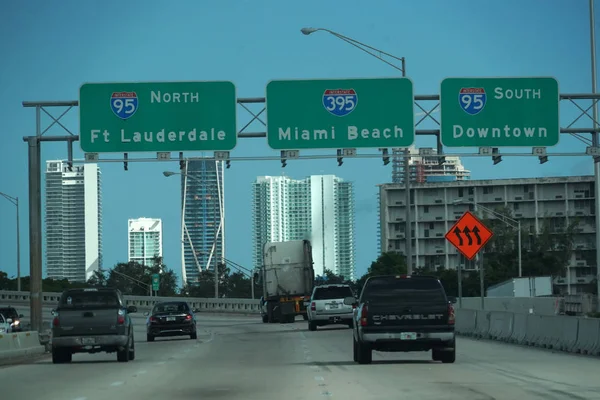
<box><xmin>447</xmin><ymin>296</ymin><xmax>457</xmax><ymax>304</ymax></box>
<box><xmin>343</xmin><ymin>297</ymin><xmax>357</xmax><ymax>306</ymax></box>
<box><xmin>127</xmin><ymin>306</ymin><xmax>138</xmax><ymax>313</ymax></box>
<box><xmin>51</xmin><ymin>309</ymin><xmax>56</xmax><ymax>316</ymax></box>
<box><xmin>6</xmin><ymin>318</ymin><xmax>12</xmax><ymax>324</ymax></box>
<box><xmin>18</xmin><ymin>314</ymin><xmax>24</xmax><ymax>318</ymax></box>
<box><xmin>143</xmin><ymin>311</ymin><xmax>149</xmax><ymax>317</ymax></box>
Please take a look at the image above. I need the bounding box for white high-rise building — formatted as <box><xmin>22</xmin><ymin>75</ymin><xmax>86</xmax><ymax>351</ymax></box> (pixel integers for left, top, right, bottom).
<box><xmin>252</xmin><ymin>175</ymin><xmax>355</xmax><ymax>280</ymax></box>
<box><xmin>45</xmin><ymin>160</ymin><xmax>102</xmax><ymax>282</ymax></box>
<box><xmin>128</xmin><ymin>218</ymin><xmax>163</xmax><ymax>267</ymax></box>
<box><xmin>391</xmin><ymin>146</ymin><xmax>471</xmax><ymax>185</ymax></box>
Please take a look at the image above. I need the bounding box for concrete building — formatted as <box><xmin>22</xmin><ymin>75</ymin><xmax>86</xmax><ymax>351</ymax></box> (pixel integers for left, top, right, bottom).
<box><xmin>45</xmin><ymin>160</ymin><xmax>102</xmax><ymax>282</ymax></box>
<box><xmin>391</xmin><ymin>146</ymin><xmax>471</xmax><ymax>185</ymax></box>
<box><xmin>127</xmin><ymin>218</ymin><xmax>163</xmax><ymax>267</ymax></box>
<box><xmin>252</xmin><ymin>174</ymin><xmax>356</xmax><ymax>280</ymax></box>
<box><xmin>379</xmin><ymin>176</ymin><xmax>596</xmax><ymax>294</ymax></box>
<box><xmin>180</xmin><ymin>159</ymin><xmax>225</xmax><ymax>285</ymax></box>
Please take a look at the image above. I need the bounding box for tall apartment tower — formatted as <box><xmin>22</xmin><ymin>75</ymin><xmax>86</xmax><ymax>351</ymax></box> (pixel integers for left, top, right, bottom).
<box><xmin>45</xmin><ymin>160</ymin><xmax>102</xmax><ymax>282</ymax></box>
<box><xmin>180</xmin><ymin>159</ymin><xmax>225</xmax><ymax>285</ymax></box>
<box><xmin>252</xmin><ymin>174</ymin><xmax>356</xmax><ymax>280</ymax></box>
<box><xmin>128</xmin><ymin>218</ymin><xmax>163</xmax><ymax>267</ymax></box>
<box><xmin>391</xmin><ymin>146</ymin><xmax>471</xmax><ymax>185</ymax></box>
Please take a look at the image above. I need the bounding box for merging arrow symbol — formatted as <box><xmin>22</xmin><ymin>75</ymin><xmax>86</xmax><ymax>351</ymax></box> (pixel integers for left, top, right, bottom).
<box><xmin>453</xmin><ymin>227</ymin><xmax>463</xmax><ymax>246</ymax></box>
<box><xmin>463</xmin><ymin>226</ymin><xmax>473</xmax><ymax>246</ymax></box>
<box><xmin>472</xmin><ymin>226</ymin><xmax>482</xmax><ymax>245</ymax></box>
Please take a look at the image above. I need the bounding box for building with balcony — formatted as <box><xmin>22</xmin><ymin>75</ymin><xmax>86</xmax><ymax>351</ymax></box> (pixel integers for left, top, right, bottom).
<box><xmin>379</xmin><ymin>176</ymin><xmax>596</xmax><ymax>294</ymax></box>
<box><xmin>391</xmin><ymin>146</ymin><xmax>471</xmax><ymax>185</ymax></box>
<box><xmin>252</xmin><ymin>174</ymin><xmax>356</xmax><ymax>279</ymax></box>
<box><xmin>45</xmin><ymin>160</ymin><xmax>102</xmax><ymax>282</ymax></box>
<box><xmin>128</xmin><ymin>218</ymin><xmax>163</xmax><ymax>267</ymax></box>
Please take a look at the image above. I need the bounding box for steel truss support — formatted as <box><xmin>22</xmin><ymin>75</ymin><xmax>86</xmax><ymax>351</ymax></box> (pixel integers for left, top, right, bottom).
<box><xmin>20</xmin><ymin>92</ymin><xmax>600</xmax><ymax>329</ymax></box>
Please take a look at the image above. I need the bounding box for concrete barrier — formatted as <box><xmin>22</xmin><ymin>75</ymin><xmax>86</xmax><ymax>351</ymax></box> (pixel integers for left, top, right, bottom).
<box><xmin>0</xmin><ymin>331</ymin><xmax>46</xmax><ymax>362</ymax></box>
<box><xmin>455</xmin><ymin>308</ymin><xmax>600</xmax><ymax>357</ymax></box>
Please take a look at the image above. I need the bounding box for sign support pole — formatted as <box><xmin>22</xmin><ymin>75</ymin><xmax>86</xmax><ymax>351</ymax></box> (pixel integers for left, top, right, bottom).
<box><xmin>589</xmin><ymin>0</ymin><xmax>600</xmax><ymax>311</ymax></box>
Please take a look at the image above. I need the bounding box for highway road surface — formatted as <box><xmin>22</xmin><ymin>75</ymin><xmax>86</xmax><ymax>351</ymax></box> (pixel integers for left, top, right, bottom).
<box><xmin>1</xmin><ymin>314</ymin><xmax>600</xmax><ymax>400</ymax></box>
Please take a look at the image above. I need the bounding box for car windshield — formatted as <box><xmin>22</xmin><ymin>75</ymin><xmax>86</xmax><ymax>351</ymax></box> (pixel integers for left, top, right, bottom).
<box><xmin>153</xmin><ymin>302</ymin><xmax>189</xmax><ymax>314</ymax></box>
<box><xmin>59</xmin><ymin>292</ymin><xmax>120</xmax><ymax>309</ymax></box>
<box><xmin>361</xmin><ymin>278</ymin><xmax>447</xmax><ymax>304</ymax></box>
<box><xmin>314</xmin><ymin>286</ymin><xmax>354</xmax><ymax>300</ymax></box>
<box><xmin>0</xmin><ymin>308</ymin><xmax>18</xmax><ymax>319</ymax></box>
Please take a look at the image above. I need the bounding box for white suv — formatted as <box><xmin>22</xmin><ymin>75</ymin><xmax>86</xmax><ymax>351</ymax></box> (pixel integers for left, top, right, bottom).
<box><xmin>307</xmin><ymin>284</ymin><xmax>355</xmax><ymax>331</ymax></box>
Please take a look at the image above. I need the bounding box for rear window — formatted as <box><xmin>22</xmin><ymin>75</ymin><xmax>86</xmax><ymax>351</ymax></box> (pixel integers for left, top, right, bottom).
<box><xmin>362</xmin><ymin>278</ymin><xmax>447</xmax><ymax>303</ymax></box>
<box><xmin>313</xmin><ymin>286</ymin><xmax>354</xmax><ymax>300</ymax></box>
<box><xmin>59</xmin><ymin>291</ymin><xmax>120</xmax><ymax>309</ymax></box>
<box><xmin>0</xmin><ymin>308</ymin><xmax>18</xmax><ymax>319</ymax></box>
<box><xmin>153</xmin><ymin>302</ymin><xmax>189</xmax><ymax>314</ymax></box>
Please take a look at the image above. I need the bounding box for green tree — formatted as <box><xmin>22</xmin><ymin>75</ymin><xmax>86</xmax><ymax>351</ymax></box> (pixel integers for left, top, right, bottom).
<box><xmin>354</xmin><ymin>252</ymin><xmax>408</xmax><ymax>297</ymax></box>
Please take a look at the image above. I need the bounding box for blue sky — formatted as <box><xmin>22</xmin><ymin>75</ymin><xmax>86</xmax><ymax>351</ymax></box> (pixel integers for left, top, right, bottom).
<box><xmin>0</xmin><ymin>0</ymin><xmax>597</xmax><ymax>286</ymax></box>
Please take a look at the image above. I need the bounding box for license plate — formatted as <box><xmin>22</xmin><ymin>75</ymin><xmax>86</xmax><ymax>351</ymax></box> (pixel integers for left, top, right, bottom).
<box><xmin>400</xmin><ymin>332</ymin><xmax>417</xmax><ymax>340</ymax></box>
<box><xmin>81</xmin><ymin>337</ymin><xmax>96</xmax><ymax>345</ymax></box>
<box><xmin>328</xmin><ymin>304</ymin><xmax>339</xmax><ymax>309</ymax></box>
<box><xmin>166</xmin><ymin>317</ymin><xmax>175</xmax><ymax>321</ymax></box>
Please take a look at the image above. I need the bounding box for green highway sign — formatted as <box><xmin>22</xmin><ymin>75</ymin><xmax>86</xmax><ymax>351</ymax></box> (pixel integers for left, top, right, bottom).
<box><xmin>440</xmin><ymin>77</ymin><xmax>560</xmax><ymax>148</ymax></box>
<box><xmin>151</xmin><ymin>274</ymin><xmax>160</xmax><ymax>291</ymax></box>
<box><xmin>265</xmin><ymin>78</ymin><xmax>415</xmax><ymax>150</ymax></box>
<box><xmin>79</xmin><ymin>81</ymin><xmax>238</xmax><ymax>153</ymax></box>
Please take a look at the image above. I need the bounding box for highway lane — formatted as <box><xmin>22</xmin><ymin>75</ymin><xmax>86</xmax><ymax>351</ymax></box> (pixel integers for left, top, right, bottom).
<box><xmin>2</xmin><ymin>315</ymin><xmax>600</xmax><ymax>399</ymax></box>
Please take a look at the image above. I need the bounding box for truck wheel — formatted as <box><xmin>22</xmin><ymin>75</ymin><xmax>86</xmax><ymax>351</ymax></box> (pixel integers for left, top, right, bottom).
<box><xmin>117</xmin><ymin>340</ymin><xmax>131</xmax><ymax>362</ymax></box>
<box><xmin>302</xmin><ymin>314</ymin><xmax>308</xmax><ymax>321</ymax></box>
<box><xmin>262</xmin><ymin>315</ymin><xmax>268</xmax><ymax>323</ymax></box>
<box><xmin>52</xmin><ymin>347</ymin><xmax>72</xmax><ymax>364</ymax></box>
<box><xmin>129</xmin><ymin>338</ymin><xmax>136</xmax><ymax>361</ymax></box>
<box><xmin>147</xmin><ymin>334</ymin><xmax>155</xmax><ymax>342</ymax></box>
<box><xmin>353</xmin><ymin>338</ymin><xmax>358</xmax><ymax>362</ymax></box>
<box><xmin>308</xmin><ymin>321</ymin><xmax>317</xmax><ymax>331</ymax></box>
<box><xmin>356</xmin><ymin>340</ymin><xmax>372</xmax><ymax>364</ymax></box>
<box><xmin>440</xmin><ymin>349</ymin><xmax>456</xmax><ymax>364</ymax></box>
<box><xmin>190</xmin><ymin>331</ymin><xmax>198</xmax><ymax>340</ymax></box>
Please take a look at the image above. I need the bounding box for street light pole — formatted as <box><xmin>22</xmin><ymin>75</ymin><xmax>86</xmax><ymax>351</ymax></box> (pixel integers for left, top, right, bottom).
<box><xmin>300</xmin><ymin>27</ymin><xmax>412</xmax><ymax>273</ymax></box>
<box><xmin>0</xmin><ymin>192</ymin><xmax>21</xmax><ymax>292</ymax></box>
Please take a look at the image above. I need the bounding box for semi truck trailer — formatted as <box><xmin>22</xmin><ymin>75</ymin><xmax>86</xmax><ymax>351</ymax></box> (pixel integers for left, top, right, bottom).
<box><xmin>255</xmin><ymin>240</ymin><xmax>315</xmax><ymax>323</ymax></box>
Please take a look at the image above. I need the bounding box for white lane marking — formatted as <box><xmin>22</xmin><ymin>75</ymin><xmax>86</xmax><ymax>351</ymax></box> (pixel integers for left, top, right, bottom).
<box><xmin>136</xmin><ymin>370</ymin><xmax>147</xmax><ymax>375</ymax></box>
<box><xmin>156</xmin><ymin>361</ymin><xmax>166</xmax><ymax>365</ymax></box>
<box><xmin>110</xmin><ymin>381</ymin><xmax>124</xmax><ymax>387</ymax></box>
<box><xmin>314</xmin><ymin>376</ymin><xmax>325</xmax><ymax>381</ymax></box>
<box><xmin>72</xmin><ymin>397</ymin><xmax>87</xmax><ymax>400</ymax></box>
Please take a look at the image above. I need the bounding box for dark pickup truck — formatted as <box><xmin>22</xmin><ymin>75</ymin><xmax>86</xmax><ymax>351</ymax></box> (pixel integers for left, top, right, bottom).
<box><xmin>346</xmin><ymin>274</ymin><xmax>456</xmax><ymax>364</ymax></box>
<box><xmin>51</xmin><ymin>288</ymin><xmax>137</xmax><ymax>364</ymax></box>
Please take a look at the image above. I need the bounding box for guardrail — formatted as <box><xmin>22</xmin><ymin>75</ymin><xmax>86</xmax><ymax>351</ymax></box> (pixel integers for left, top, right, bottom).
<box><xmin>455</xmin><ymin>309</ymin><xmax>600</xmax><ymax>356</ymax></box>
<box><xmin>0</xmin><ymin>290</ymin><xmax>262</xmax><ymax>314</ymax></box>
<box><xmin>0</xmin><ymin>331</ymin><xmax>46</xmax><ymax>362</ymax></box>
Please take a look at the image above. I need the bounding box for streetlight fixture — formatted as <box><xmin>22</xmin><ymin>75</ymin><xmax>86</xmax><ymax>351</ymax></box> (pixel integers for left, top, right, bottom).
<box><xmin>164</xmin><ymin>170</ymin><xmax>223</xmax><ymax>299</ymax></box>
<box><xmin>300</xmin><ymin>27</ymin><xmax>414</xmax><ymax>274</ymax></box>
<box><xmin>453</xmin><ymin>199</ymin><xmax>522</xmax><ymax>278</ymax></box>
<box><xmin>0</xmin><ymin>191</ymin><xmax>21</xmax><ymax>292</ymax></box>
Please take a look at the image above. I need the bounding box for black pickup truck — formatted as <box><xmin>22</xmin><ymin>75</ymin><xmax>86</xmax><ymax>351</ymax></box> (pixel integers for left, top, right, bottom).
<box><xmin>346</xmin><ymin>274</ymin><xmax>456</xmax><ymax>364</ymax></box>
<box><xmin>51</xmin><ymin>288</ymin><xmax>137</xmax><ymax>364</ymax></box>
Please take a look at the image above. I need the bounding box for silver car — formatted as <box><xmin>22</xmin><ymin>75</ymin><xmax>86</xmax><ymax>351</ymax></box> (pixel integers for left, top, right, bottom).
<box><xmin>307</xmin><ymin>284</ymin><xmax>355</xmax><ymax>331</ymax></box>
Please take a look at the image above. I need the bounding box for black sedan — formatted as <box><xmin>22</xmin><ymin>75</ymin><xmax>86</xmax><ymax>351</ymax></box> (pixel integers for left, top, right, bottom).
<box><xmin>145</xmin><ymin>301</ymin><xmax>198</xmax><ymax>342</ymax></box>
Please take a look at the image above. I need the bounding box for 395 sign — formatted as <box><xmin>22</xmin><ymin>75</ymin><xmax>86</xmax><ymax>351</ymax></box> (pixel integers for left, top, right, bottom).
<box><xmin>110</xmin><ymin>92</ymin><xmax>138</xmax><ymax>120</ymax></box>
<box><xmin>458</xmin><ymin>88</ymin><xmax>487</xmax><ymax>116</ymax></box>
<box><xmin>322</xmin><ymin>89</ymin><xmax>357</xmax><ymax>117</ymax></box>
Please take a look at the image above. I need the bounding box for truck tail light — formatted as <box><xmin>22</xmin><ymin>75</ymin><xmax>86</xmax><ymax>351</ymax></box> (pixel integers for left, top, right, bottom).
<box><xmin>360</xmin><ymin>305</ymin><xmax>368</xmax><ymax>327</ymax></box>
<box><xmin>310</xmin><ymin>302</ymin><xmax>316</xmax><ymax>311</ymax></box>
<box><xmin>117</xmin><ymin>310</ymin><xmax>126</xmax><ymax>325</ymax></box>
<box><xmin>448</xmin><ymin>303</ymin><xmax>455</xmax><ymax>325</ymax></box>
<box><xmin>52</xmin><ymin>316</ymin><xmax>60</xmax><ymax>327</ymax></box>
